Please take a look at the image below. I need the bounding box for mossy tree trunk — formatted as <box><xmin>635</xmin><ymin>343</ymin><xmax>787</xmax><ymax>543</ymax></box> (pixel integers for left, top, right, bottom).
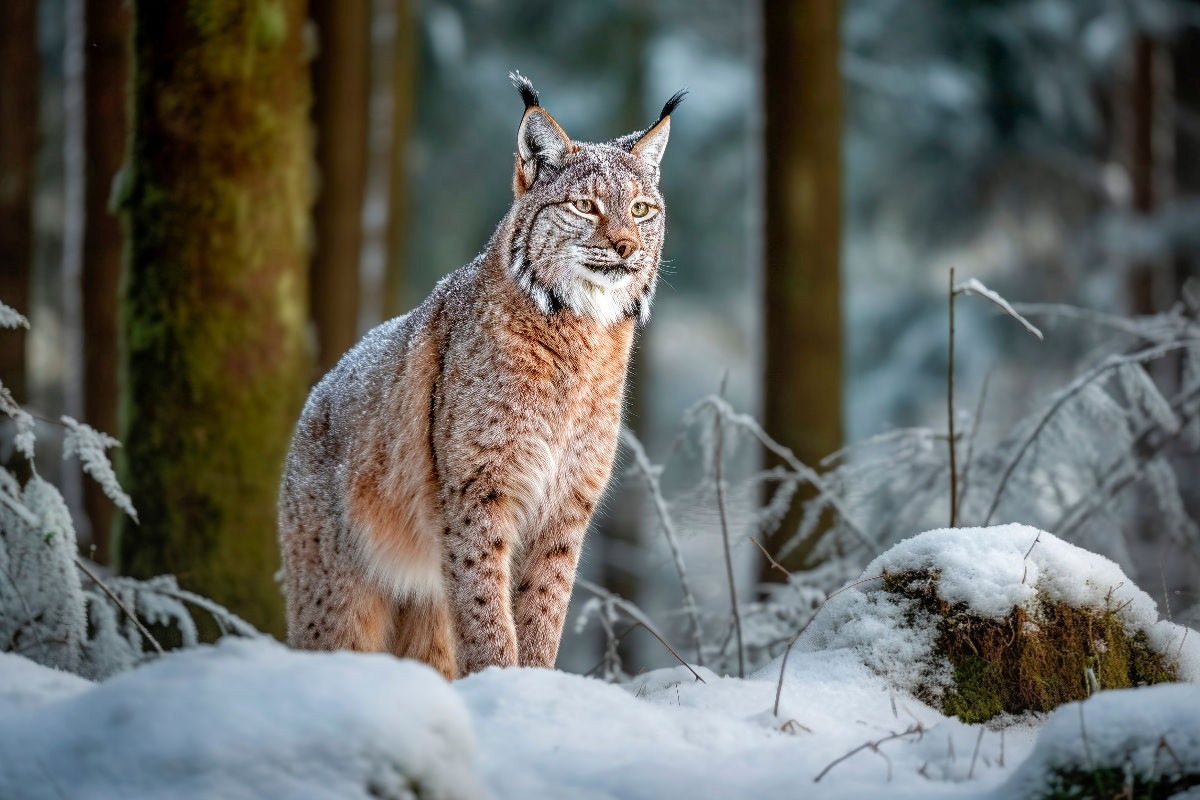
<box><xmin>760</xmin><ymin>0</ymin><xmax>844</xmax><ymax>576</ymax></box>
<box><xmin>117</xmin><ymin>0</ymin><xmax>313</xmax><ymax>636</ymax></box>
<box><xmin>0</xmin><ymin>0</ymin><xmax>37</xmax><ymax>406</ymax></box>
<box><xmin>81</xmin><ymin>0</ymin><xmax>131</xmax><ymax>562</ymax></box>
<box><xmin>310</xmin><ymin>0</ymin><xmax>369</xmax><ymax>375</ymax></box>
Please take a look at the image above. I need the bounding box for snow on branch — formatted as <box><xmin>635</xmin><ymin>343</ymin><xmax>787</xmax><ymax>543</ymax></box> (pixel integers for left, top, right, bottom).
<box><xmin>60</xmin><ymin>415</ymin><xmax>137</xmax><ymax>522</ymax></box>
<box><xmin>0</xmin><ymin>381</ymin><xmax>35</xmax><ymax>460</ymax></box>
<box><xmin>954</xmin><ymin>277</ymin><xmax>1044</xmax><ymax>340</ymax></box>
<box><xmin>0</xmin><ymin>300</ymin><xmax>29</xmax><ymax>330</ymax></box>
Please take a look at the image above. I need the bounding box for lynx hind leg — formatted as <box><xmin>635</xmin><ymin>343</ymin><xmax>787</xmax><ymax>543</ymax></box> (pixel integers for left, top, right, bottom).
<box><xmin>281</xmin><ymin>509</ymin><xmax>393</xmax><ymax>651</ymax></box>
<box><xmin>390</xmin><ymin>596</ymin><xmax>457</xmax><ymax>680</ymax></box>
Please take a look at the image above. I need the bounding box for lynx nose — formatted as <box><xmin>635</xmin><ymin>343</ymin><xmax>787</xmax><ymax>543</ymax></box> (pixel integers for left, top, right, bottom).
<box><xmin>612</xmin><ymin>238</ymin><xmax>638</xmax><ymax>259</ymax></box>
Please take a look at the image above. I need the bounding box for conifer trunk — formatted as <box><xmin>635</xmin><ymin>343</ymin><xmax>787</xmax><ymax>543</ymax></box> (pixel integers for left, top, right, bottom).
<box><xmin>82</xmin><ymin>0</ymin><xmax>131</xmax><ymax>561</ymax></box>
<box><xmin>310</xmin><ymin>0</ymin><xmax>369</xmax><ymax>375</ymax></box>
<box><xmin>0</xmin><ymin>0</ymin><xmax>37</xmax><ymax>406</ymax></box>
<box><xmin>760</xmin><ymin>0</ymin><xmax>844</xmax><ymax>573</ymax></box>
<box><xmin>382</xmin><ymin>0</ymin><xmax>416</xmax><ymax>319</ymax></box>
<box><xmin>117</xmin><ymin>0</ymin><xmax>313</xmax><ymax>635</ymax></box>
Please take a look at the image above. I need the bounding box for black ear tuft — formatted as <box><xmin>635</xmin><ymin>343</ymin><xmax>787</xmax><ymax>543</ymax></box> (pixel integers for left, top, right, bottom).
<box><xmin>509</xmin><ymin>70</ymin><xmax>540</xmax><ymax>110</ymax></box>
<box><xmin>656</xmin><ymin>89</ymin><xmax>688</xmax><ymax>124</ymax></box>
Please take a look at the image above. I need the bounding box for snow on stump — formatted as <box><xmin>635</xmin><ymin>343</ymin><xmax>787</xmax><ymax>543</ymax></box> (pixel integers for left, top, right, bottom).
<box><xmin>1000</xmin><ymin>683</ymin><xmax>1200</xmax><ymax>798</ymax></box>
<box><xmin>800</xmin><ymin>524</ymin><xmax>1200</xmax><ymax>724</ymax></box>
<box><xmin>0</xmin><ymin>638</ymin><xmax>486</xmax><ymax>800</ymax></box>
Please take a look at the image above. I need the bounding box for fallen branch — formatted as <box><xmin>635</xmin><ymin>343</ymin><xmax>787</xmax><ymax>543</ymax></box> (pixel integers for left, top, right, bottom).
<box><xmin>813</xmin><ymin>723</ymin><xmax>924</xmax><ymax>783</ymax></box>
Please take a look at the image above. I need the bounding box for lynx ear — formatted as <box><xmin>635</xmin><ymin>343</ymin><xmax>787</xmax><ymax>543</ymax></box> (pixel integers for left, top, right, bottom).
<box><xmin>510</xmin><ymin>72</ymin><xmax>572</xmax><ymax>195</ymax></box>
<box><xmin>631</xmin><ymin>89</ymin><xmax>686</xmax><ymax>169</ymax></box>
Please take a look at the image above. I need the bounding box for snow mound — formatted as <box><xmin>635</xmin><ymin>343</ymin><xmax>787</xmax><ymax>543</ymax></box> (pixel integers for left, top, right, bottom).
<box><xmin>997</xmin><ymin>683</ymin><xmax>1200</xmax><ymax>798</ymax></box>
<box><xmin>0</xmin><ymin>638</ymin><xmax>485</xmax><ymax>800</ymax></box>
<box><xmin>798</xmin><ymin>524</ymin><xmax>1199</xmax><ymax>710</ymax></box>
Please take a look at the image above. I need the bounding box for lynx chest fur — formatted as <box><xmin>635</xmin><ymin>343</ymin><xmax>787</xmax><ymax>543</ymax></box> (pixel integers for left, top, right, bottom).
<box><xmin>278</xmin><ymin>74</ymin><xmax>683</xmax><ymax>678</ymax></box>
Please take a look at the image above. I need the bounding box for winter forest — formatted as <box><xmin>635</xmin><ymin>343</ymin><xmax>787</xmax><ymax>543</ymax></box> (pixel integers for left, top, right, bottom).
<box><xmin>2</xmin><ymin>0</ymin><xmax>1200</xmax><ymax>798</ymax></box>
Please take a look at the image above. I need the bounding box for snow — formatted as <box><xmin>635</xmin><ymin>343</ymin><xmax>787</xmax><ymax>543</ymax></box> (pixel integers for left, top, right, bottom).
<box><xmin>0</xmin><ymin>638</ymin><xmax>485</xmax><ymax>800</ymax></box>
<box><xmin>999</xmin><ymin>684</ymin><xmax>1200</xmax><ymax>797</ymax></box>
<box><xmin>799</xmin><ymin>524</ymin><xmax>1200</xmax><ymax>698</ymax></box>
<box><xmin>1</xmin><ymin>525</ymin><xmax>1196</xmax><ymax>799</ymax></box>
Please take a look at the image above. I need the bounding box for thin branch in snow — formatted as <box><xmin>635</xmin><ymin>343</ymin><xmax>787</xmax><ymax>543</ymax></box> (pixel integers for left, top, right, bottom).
<box><xmin>967</xmin><ymin>726</ymin><xmax>984</xmax><ymax>779</ymax></box>
<box><xmin>576</xmin><ymin>579</ymin><xmax>706</xmax><ymax>684</ymax></box>
<box><xmin>619</xmin><ymin>428</ymin><xmax>704</xmax><ymax>665</ymax></box>
<box><xmin>775</xmin><ymin>573</ymin><xmax>886</xmax><ymax>716</ymax></box>
<box><xmin>954</xmin><ymin>277</ymin><xmax>1044</xmax><ymax>341</ymax></box>
<box><xmin>948</xmin><ymin>268</ymin><xmax>959</xmax><ymax>527</ymax></box>
<box><xmin>750</xmin><ymin>536</ymin><xmax>791</xmax><ymax>578</ymax></box>
<box><xmin>958</xmin><ymin>366</ymin><xmax>992</xmax><ymax>515</ymax></box>
<box><xmin>712</xmin><ymin>373</ymin><xmax>744</xmax><ymax>678</ymax></box>
<box><xmin>813</xmin><ymin>723</ymin><xmax>924</xmax><ymax>783</ymax></box>
<box><xmin>60</xmin><ymin>415</ymin><xmax>137</xmax><ymax>522</ymax></box>
<box><xmin>74</xmin><ymin>557</ymin><xmax>163</xmax><ymax>654</ymax></box>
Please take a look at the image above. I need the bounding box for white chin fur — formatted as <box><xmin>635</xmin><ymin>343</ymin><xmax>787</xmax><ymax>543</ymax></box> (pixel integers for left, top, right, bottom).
<box><xmin>563</xmin><ymin>267</ymin><xmax>632</xmax><ymax>326</ymax></box>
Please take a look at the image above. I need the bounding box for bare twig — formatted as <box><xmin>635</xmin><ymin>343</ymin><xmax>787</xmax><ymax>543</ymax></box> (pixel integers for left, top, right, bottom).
<box><xmin>985</xmin><ymin>340</ymin><xmax>1199</xmax><ymax>524</ymax></box>
<box><xmin>813</xmin><ymin>723</ymin><xmax>924</xmax><ymax>783</ymax></box>
<box><xmin>74</xmin><ymin>557</ymin><xmax>164</xmax><ymax>654</ymax></box>
<box><xmin>750</xmin><ymin>536</ymin><xmax>791</xmax><ymax>578</ymax></box>
<box><xmin>958</xmin><ymin>366</ymin><xmax>993</xmax><ymax>515</ymax></box>
<box><xmin>949</xmin><ymin>268</ymin><xmax>959</xmax><ymax>527</ymax></box>
<box><xmin>576</xmin><ymin>579</ymin><xmax>706</xmax><ymax>684</ymax></box>
<box><xmin>775</xmin><ymin>573</ymin><xmax>885</xmax><ymax>715</ymax></box>
<box><xmin>968</xmin><ymin>726</ymin><xmax>984</xmax><ymax>779</ymax></box>
<box><xmin>713</xmin><ymin>373</ymin><xmax>744</xmax><ymax>678</ymax></box>
<box><xmin>619</xmin><ymin>428</ymin><xmax>705</xmax><ymax>665</ymax></box>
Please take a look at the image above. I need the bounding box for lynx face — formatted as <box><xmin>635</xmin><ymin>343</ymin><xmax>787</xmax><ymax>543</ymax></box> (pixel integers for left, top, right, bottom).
<box><xmin>508</xmin><ymin>74</ymin><xmax>682</xmax><ymax>326</ymax></box>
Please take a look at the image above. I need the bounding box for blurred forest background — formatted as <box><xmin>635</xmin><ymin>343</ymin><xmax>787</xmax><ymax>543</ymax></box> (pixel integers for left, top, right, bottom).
<box><xmin>2</xmin><ymin>0</ymin><xmax>1199</xmax><ymax>673</ymax></box>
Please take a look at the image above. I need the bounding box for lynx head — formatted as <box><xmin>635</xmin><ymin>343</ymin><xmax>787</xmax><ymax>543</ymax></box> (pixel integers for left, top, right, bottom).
<box><xmin>506</xmin><ymin>72</ymin><xmax>684</xmax><ymax>327</ymax></box>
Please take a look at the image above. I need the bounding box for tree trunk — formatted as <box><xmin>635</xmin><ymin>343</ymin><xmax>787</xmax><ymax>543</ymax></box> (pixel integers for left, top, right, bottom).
<box><xmin>760</xmin><ymin>0</ymin><xmax>844</xmax><ymax>574</ymax></box>
<box><xmin>0</xmin><ymin>0</ymin><xmax>37</xmax><ymax>407</ymax></box>
<box><xmin>82</xmin><ymin>0</ymin><xmax>131</xmax><ymax>562</ymax></box>
<box><xmin>1127</xmin><ymin>32</ymin><xmax>1171</xmax><ymax>315</ymax></box>
<box><xmin>382</xmin><ymin>0</ymin><xmax>416</xmax><ymax>319</ymax></box>
<box><xmin>117</xmin><ymin>0</ymin><xmax>313</xmax><ymax>636</ymax></box>
<box><xmin>310</xmin><ymin>0</ymin><xmax>370</xmax><ymax>375</ymax></box>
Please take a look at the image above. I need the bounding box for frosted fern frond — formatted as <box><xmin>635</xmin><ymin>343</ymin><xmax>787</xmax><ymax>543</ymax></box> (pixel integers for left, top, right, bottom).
<box><xmin>61</xmin><ymin>415</ymin><xmax>137</xmax><ymax>522</ymax></box>
<box><xmin>0</xmin><ymin>300</ymin><xmax>29</xmax><ymax>330</ymax></box>
<box><xmin>0</xmin><ymin>381</ymin><xmax>35</xmax><ymax>460</ymax></box>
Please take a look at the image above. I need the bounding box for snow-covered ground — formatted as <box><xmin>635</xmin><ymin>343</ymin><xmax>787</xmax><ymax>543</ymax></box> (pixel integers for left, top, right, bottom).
<box><xmin>2</xmin><ymin>526</ymin><xmax>1197</xmax><ymax>800</ymax></box>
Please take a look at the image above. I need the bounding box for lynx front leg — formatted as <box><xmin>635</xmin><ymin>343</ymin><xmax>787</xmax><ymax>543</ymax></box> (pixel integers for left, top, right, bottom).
<box><xmin>443</xmin><ymin>487</ymin><xmax>520</xmax><ymax>675</ymax></box>
<box><xmin>513</xmin><ymin>504</ymin><xmax>590</xmax><ymax>668</ymax></box>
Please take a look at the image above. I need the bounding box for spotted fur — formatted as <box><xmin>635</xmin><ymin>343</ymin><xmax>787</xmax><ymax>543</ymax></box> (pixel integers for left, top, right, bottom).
<box><xmin>278</xmin><ymin>74</ymin><xmax>680</xmax><ymax>678</ymax></box>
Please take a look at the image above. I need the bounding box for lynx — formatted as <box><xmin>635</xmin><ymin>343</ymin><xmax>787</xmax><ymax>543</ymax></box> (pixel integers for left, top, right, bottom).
<box><xmin>278</xmin><ymin>74</ymin><xmax>683</xmax><ymax>679</ymax></box>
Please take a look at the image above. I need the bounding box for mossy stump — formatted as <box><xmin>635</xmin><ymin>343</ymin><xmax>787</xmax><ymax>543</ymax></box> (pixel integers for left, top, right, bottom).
<box><xmin>882</xmin><ymin>569</ymin><xmax>1180</xmax><ymax>724</ymax></box>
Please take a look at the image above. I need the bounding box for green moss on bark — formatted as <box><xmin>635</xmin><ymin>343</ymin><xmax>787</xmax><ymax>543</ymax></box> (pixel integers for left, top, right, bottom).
<box><xmin>116</xmin><ymin>0</ymin><xmax>312</xmax><ymax>636</ymax></box>
<box><xmin>883</xmin><ymin>570</ymin><xmax>1181</xmax><ymax>724</ymax></box>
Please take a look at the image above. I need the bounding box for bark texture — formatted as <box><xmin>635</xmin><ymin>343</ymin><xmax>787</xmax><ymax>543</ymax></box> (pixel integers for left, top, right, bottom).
<box><xmin>0</xmin><ymin>0</ymin><xmax>37</xmax><ymax>406</ymax></box>
<box><xmin>117</xmin><ymin>0</ymin><xmax>313</xmax><ymax>635</ymax></box>
<box><xmin>82</xmin><ymin>0</ymin><xmax>131</xmax><ymax>561</ymax></box>
<box><xmin>310</xmin><ymin>0</ymin><xmax>369</xmax><ymax>375</ymax></box>
<box><xmin>761</xmin><ymin>0</ymin><xmax>844</xmax><ymax>572</ymax></box>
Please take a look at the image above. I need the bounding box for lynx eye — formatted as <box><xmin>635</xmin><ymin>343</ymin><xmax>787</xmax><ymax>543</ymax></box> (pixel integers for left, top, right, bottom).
<box><xmin>631</xmin><ymin>201</ymin><xmax>651</xmax><ymax>218</ymax></box>
<box><xmin>571</xmin><ymin>198</ymin><xmax>596</xmax><ymax>214</ymax></box>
